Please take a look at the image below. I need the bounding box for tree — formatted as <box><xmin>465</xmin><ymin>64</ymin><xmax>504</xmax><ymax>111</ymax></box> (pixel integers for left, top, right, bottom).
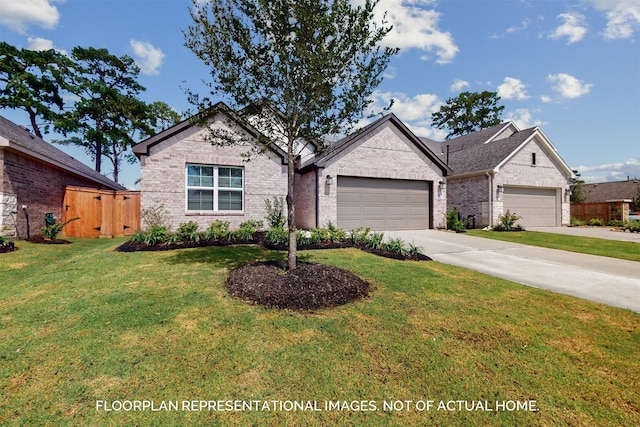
<box><xmin>185</xmin><ymin>0</ymin><xmax>398</xmax><ymax>269</ymax></box>
<box><xmin>0</xmin><ymin>42</ymin><xmax>72</xmax><ymax>138</ymax></box>
<box><xmin>146</xmin><ymin>101</ymin><xmax>183</xmax><ymax>135</ymax></box>
<box><xmin>570</xmin><ymin>170</ymin><xmax>586</xmax><ymax>203</ymax></box>
<box><xmin>56</xmin><ymin>47</ymin><xmax>148</xmax><ymax>178</ymax></box>
<box><xmin>431</xmin><ymin>91</ymin><xmax>505</xmax><ymax>139</ymax></box>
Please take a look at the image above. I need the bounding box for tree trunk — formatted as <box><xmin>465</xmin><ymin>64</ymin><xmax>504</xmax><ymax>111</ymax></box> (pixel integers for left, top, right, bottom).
<box><xmin>27</xmin><ymin>108</ymin><xmax>43</xmax><ymax>138</ymax></box>
<box><xmin>286</xmin><ymin>142</ymin><xmax>297</xmax><ymax>270</ymax></box>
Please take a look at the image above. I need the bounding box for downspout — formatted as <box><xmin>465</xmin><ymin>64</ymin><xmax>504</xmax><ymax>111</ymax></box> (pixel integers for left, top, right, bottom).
<box><xmin>315</xmin><ymin>168</ymin><xmax>320</xmax><ymax>229</ymax></box>
<box><xmin>486</xmin><ymin>171</ymin><xmax>493</xmax><ymax>227</ymax></box>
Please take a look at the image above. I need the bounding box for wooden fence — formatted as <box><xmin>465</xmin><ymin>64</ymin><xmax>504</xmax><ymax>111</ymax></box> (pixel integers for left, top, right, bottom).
<box><xmin>570</xmin><ymin>201</ymin><xmax>631</xmax><ymax>223</ymax></box>
<box><xmin>61</xmin><ymin>186</ymin><xmax>140</xmax><ymax>238</ymax></box>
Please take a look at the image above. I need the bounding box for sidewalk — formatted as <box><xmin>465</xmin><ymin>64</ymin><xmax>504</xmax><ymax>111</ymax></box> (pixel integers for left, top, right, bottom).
<box><xmin>527</xmin><ymin>226</ymin><xmax>640</xmax><ymax>242</ymax></box>
<box><xmin>387</xmin><ymin>229</ymin><xmax>640</xmax><ymax>313</ymax></box>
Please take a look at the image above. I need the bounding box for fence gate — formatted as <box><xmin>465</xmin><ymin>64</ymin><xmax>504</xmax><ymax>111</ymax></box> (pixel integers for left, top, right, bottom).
<box><xmin>62</xmin><ymin>186</ymin><xmax>140</xmax><ymax>238</ymax></box>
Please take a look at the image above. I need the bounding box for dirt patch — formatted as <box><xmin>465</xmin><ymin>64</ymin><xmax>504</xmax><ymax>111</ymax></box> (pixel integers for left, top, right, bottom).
<box><xmin>226</xmin><ymin>261</ymin><xmax>371</xmax><ymax>310</ymax></box>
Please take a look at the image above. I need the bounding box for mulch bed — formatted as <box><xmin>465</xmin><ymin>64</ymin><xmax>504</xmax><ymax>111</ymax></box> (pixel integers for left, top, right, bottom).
<box><xmin>27</xmin><ymin>236</ymin><xmax>72</xmax><ymax>244</ymax></box>
<box><xmin>226</xmin><ymin>260</ymin><xmax>371</xmax><ymax>310</ymax></box>
<box><xmin>0</xmin><ymin>242</ymin><xmax>17</xmax><ymax>253</ymax></box>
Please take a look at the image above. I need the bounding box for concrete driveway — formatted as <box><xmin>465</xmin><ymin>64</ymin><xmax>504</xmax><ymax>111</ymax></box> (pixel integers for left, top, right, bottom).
<box><xmin>386</xmin><ymin>229</ymin><xmax>640</xmax><ymax>313</ymax></box>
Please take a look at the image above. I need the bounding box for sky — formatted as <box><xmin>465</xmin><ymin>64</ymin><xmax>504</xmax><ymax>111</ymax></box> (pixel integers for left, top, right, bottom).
<box><xmin>0</xmin><ymin>0</ymin><xmax>639</xmax><ymax>189</ymax></box>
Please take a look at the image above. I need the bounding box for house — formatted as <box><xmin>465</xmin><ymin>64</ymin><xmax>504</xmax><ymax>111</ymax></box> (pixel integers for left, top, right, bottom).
<box><xmin>133</xmin><ymin>104</ymin><xmax>450</xmax><ymax>231</ymax></box>
<box><xmin>423</xmin><ymin>122</ymin><xmax>574</xmax><ymax>227</ymax></box>
<box><xmin>581</xmin><ymin>179</ymin><xmax>640</xmax><ymax>205</ymax></box>
<box><xmin>0</xmin><ymin>115</ymin><xmax>125</xmax><ymax>238</ymax></box>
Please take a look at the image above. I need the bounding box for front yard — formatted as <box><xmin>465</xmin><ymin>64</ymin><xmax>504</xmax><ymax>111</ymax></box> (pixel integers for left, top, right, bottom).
<box><xmin>1</xmin><ymin>238</ymin><xmax>638</xmax><ymax>426</ymax></box>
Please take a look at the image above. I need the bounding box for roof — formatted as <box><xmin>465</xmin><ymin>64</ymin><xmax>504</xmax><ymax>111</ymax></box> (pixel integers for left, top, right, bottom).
<box><xmin>300</xmin><ymin>113</ymin><xmax>451</xmax><ymax>175</ymax></box>
<box><xmin>133</xmin><ymin>101</ymin><xmax>287</xmax><ymax>163</ymax></box>
<box><xmin>582</xmin><ymin>180</ymin><xmax>640</xmax><ymax>203</ymax></box>
<box><xmin>424</xmin><ymin>121</ymin><xmax>573</xmax><ymax>178</ymax></box>
<box><xmin>0</xmin><ymin>115</ymin><xmax>124</xmax><ymax>190</ymax></box>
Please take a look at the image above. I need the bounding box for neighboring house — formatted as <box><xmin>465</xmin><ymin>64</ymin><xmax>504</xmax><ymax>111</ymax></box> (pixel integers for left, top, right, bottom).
<box><xmin>423</xmin><ymin>122</ymin><xmax>573</xmax><ymax>227</ymax></box>
<box><xmin>133</xmin><ymin>104</ymin><xmax>450</xmax><ymax>231</ymax></box>
<box><xmin>0</xmin><ymin>115</ymin><xmax>124</xmax><ymax>238</ymax></box>
<box><xmin>581</xmin><ymin>179</ymin><xmax>640</xmax><ymax>205</ymax></box>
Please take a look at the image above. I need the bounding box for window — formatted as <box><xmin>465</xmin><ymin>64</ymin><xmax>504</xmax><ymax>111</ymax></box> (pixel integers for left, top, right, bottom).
<box><xmin>531</xmin><ymin>153</ymin><xmax>537</xmax><ymax>166</ymax></box>
<box><xmin>186</xmin><ymin>164</ymin><xmax>243</xmax><ymax>211</ymax></box>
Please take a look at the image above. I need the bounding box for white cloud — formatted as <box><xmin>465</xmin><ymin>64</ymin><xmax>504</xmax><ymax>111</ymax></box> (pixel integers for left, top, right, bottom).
<box><xmin>575</xmin><ymin>157</ymin><xmax>640</xmax><ymax>182</ymax></box>
<box><xmin>26</xmin><ymin>36</ymin><xmax>67</xmax><ymax>55</ymax></box>
<box><xmin>548</xmin><ymin>12</ymin><xmax>588</xmax><ymax>44</ymax></box>
<box><xmin>0</xmin><ymin>0</ymin><xmax>61</xmax><ymax>34</ymax></box>
<box><xmin>540</xmin><ymin>95</ymin><xmax>553</xmax><ymax>103</ymax></box>
<box><xmin>450</xmin><ymin>79</ymin><xmax>469</xmax><ymax>92</ymax></box>
<box><xmin>504</xmin><ymin>109</ymin><xmax>545</xmax><ymax>129</ymax></box>
<box><xmin>584</xmin><ymin>0</ymin><xmax>640</xmax><ymax>39</ymax></box>
<box><xmin>360</xmin><ymin>0</ymin><xmax>459</xmax><ymax>64</ymax></box>
<box><xmin>547</xmin><ymin>73</ymin><xmax>593</xmax><ymax>99</ymax></box>
<box><xmin>130</xmin><ymin>40</ymin><xmax>165</xmax><ymax>75</ymax></box>
<box><xmin>497</xmin><ymin>77</ymin><xmax>529</xmax><ymax>100</ymax></box>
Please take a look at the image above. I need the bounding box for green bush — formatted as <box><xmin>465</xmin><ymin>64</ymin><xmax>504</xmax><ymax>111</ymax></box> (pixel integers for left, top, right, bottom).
<box><xmin>265</xmin><ymin>226</ymin><xmax>288</xmax><ymax>245</ymax></box>
<box><xmin>384</xmin><ymin>237</ymin><xmax>407</xmax><ymax>256</ymax></box>
<box><xmin>348</xmin><ymin>227</ymin><xmax>371</xmax><ymax>245</ymax></box>
<box><xmin>205</xmin><ymin>220</ymin><xmax>231</xmax><ymax>241</ymax></box>
<box><xmin>494</xmin><ymin>210</ymin><xmax>524</xmax><ymax>231</ymax></box>
<box><xmin>141</xmin><ymin>225</ymin><xmax>170</xmax><ymax>246</ymax></box>
<box><xmin>627</xmin><ymin>220</ymin><xmax>640</xmax><ymax>233</ymax></box>
<box><xmin>325</xmin><ymin>221</ymin><xmax>347</xmax><ymax>242</ymax></box>
<box><xmin>141</xmin><ymin>204</ymin><xmax>171</xmax><ymax>230</ymax></box>
<box><xmin>608</xmin><ymin>219</ymin><xmax>625</xmax><ymax>228</ymax></box>
<box><xmin>296</xmin><ymin>229</ymin><xmax>311</xmax><ymax>246</ymax></box>
<box><xmin>264</xmin><ymin>197</ymin><xmax>286</xmax><ymax>229</ymax></box>
<box><xmin>407</xmin><ymin>242</ymin><xmax>423</xmax><ymax>256</ymax></box>
<box><xmin>570</xmin><ymin>217</ymin><xmax>586</xmax><ymax>227</ymax></box>
<box><xmin>446</xmin><ymin>207</ymin><xmax>466</xmax><ymax>232</ymax></box>
<box><xmin>232</xmin><ymin>220</ymin><xmax>264</xmax><ymax>241</ymax></box>
<box><xmin>175</xmin><ymin>221</ymin><xmax>200</xmax><ymax>242</ymax></box>
<box><xmin>309</xmin><ymin>227</ymin><xmax>329</xmax><ymax>244</ymax></box>
<box><xmin>0</xmin><ymin>235</ymin><xmax>6</xmax><ymax>246</ymax></box>
<box><xmin>364</xmin><ymin>231</ymin><xmax>385</xmax><ymax>250</ymax></box>
<box><xmin>588</xmin><ymin>218</ymin><xmax>605</xmax><ymax>227</ymax></box>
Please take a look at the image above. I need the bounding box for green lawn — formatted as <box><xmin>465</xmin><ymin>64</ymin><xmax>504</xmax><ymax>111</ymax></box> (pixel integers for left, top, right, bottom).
<box><xmin>466</xmin><ymin>229</ymin><xmax>640</xmax><ymax>262</ymax></box>
<box><xmin>1</xmin><ymin>238</ymin><xmax>639</xmax><ymax>426</ymax></box>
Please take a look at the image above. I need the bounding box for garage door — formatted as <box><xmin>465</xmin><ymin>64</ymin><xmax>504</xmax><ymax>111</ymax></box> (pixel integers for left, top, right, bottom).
<box><xmin>503</xmin><ymin>187</ymin><xmax>558</xmax><ymax>227</ymax></box>
<box><xmin>337</xmin><ymin>176</ymin><xmax>430</xmax><ymax>230</ymax></box>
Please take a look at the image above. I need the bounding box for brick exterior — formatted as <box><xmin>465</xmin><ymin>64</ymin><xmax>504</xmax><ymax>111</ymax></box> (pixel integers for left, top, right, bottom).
<box><xmin>447</xmin><ymin>137</ymin><xmax>571</xmax><ymax>227</ymax></box>
<box><xmin>0</xmin><ymin>148</ymin><xmax>111</xmax><ymax>238</ymax></box>
<box><xmin>139</xmin><ymin>119</ymin><xmax>288</xmax><ymax>230</ymax></box>
<box><xmin>315</xmin><ymin>124</ymin><xmax>447</xmax><ymax>229</ymax></box>
<box><xmin>294</xmin><ymin>170</ymin><xmax>317</xmax><ymax>229</ymax></box>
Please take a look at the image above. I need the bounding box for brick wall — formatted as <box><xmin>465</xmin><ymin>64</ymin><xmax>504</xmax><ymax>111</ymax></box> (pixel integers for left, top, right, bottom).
<box><xmin>294</xmin><ymin>170</ymin><xmax>317</xmax><ymax>229</ymax></box>
<box><xmin>140</xmin><ymin>120</ymin><xmax>288</xmax><ymax>231</ymax></box>
<box><xmin>1</xmin><ymin>148</ymin><xmax>108</xmax><ymax>238</ymax></box>
<box><xmin>318</xmin><ymin>124</ymin><xmax>447</xmax><ymax>229</ymax></box>
<box><xmin>446</xmin><ymin>174</ymin><xmax>490</xmax><ymax>226</ymax></box>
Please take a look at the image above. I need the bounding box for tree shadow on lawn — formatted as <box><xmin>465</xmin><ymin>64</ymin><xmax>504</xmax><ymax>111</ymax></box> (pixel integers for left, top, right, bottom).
<box><xmin>164</xmin><ymin>244</ymin><xmax>292</xmax><ymax>270</ymax></box>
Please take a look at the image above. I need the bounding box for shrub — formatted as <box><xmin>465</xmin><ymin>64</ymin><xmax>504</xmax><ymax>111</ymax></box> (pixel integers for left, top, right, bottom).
<box><xmin>0</xmin><ymin>235</ymin><xmax>6</xmax><ymax>246</ymax></box>
<box><xmin>570</xmin><ymin>217</ymin><xmax>586</xmax><ymax>227</ymax></box>
<box><xmin>384</xmin><ymin>237</ymin><xmax>407</xmax><ymax>256</ymax></box>
<box><xmin>41</xmin><ymin>217</ymin><xmax>79</xmax><ymax>240</ymax></box>
<box><xmin>296</xmin><ymin>229</ymin><xmax>311</xmax><ymax>246</ymax></box>
<box><xmin>627</xmin><ymin>220</ymin><xmax>640</xmax><ymax>233</ymax></box>
<box><xmin>309</xmin><ymin>227</ymin><xmax>329</xmax><ymax>244</ymax></box>
<box><xmin>348</xmin><ymin>227</ymin><xmax>370</xmax><ymax>245</ymax></box>
<box><xmin>446</xmin><ymin>207</ymin><xmax>466</xmax><ymax>232</ymax></box>
<box><xmin>364</xmin><ymin>231</ymin><xmax>385</xmax><ymax>250</ymax></box>
<box><xmin>325</xmin><ymin>221</ymin><xmax>347</xmax><ymax>242</ymax></box>
<box><xmin>233</xmin><ymin>220</ymin><xmax>264</xmax><ymax>241</ymax></box>
<box><xmin>205</xmin><ymin>220</ymin><xmax>231</xmax><ymax>241</ymax></box>
<box><xmin>265</xmin><ymin>226</ymin><xmax>288</xmax><ymax>246</ymax></box>
<box><xmin>264</xmin><ymin>197</ymin><xmax>286</xmax><ymax>228</ymax></box>
<box><xmin>407</xmin><ymin>242</ymin><xmax>423</xmax><ymax>256</ymax></box>
<box><xmin>141</xmin><ymin>204</ymin><xmax>171</xmax><ymax>230</ymax></box>
<box><xmin>494</xmin><ymin>210</ymin><xmax>524</xmax><ymax>231</ymax></box>
<box><xmin>142</xmin><ymin>225</ymin><xmax>170</xmax><ymax>246</ymax></box>
<box><xmin>608</xmin><ymin>219</ymin><xmax>625</xmax><ymax>228</ymax></box>
<box><xmin>588</xmin><ymin>218</ymin><xmax>605</xmax><ymax>227</ymax></box>
<box><xmin>175</xmin><ymin>221</ymin><xmax>200</xmax><ymax>242</ymax></box>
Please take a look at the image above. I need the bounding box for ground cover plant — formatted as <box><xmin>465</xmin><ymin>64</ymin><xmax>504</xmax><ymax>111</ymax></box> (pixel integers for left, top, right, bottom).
<box><xmin>1</xmin><ymin>238</ymin><xmax>639</xmax><ymax>426</ymax></box>
<box><xmin>466</xmin><ymin>229</ymin><xmax>640</xmax><ymax>262</ymax></box>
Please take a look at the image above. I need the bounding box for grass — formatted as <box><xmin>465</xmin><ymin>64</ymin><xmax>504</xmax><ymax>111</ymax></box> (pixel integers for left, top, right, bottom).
<box><xmin>466</xmin><ymin>229</ymin><xmax>640</xmax><ymax>262</ymax></box>
<box><xmin>1</xmin><ymin>238</ymin><xmax>639</xmax><ymax>426</ymax></box>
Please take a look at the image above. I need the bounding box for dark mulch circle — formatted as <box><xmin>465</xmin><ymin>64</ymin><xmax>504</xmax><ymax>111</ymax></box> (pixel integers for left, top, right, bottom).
<box><xmin>27</xmin><ymin>236</ymin><xmax>72</xmax><ymax>244</ymax></box>
<box><xmin>226</xmin><ymin>261</ymin><xmax>371</xmax><ymax>310</ymax></box>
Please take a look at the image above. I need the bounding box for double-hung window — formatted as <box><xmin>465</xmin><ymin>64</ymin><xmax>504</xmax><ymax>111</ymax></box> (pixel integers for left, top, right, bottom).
<box><xmin>186</xmin><ymin>164</ymin><xmax>243</xmax><ymax>211</ymax></box>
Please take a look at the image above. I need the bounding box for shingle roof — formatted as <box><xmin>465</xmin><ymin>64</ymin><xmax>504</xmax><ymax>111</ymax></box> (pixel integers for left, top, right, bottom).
<box><xmin>423</xmin><ymin>123</ymin><xmax>539</xmax><ymax>175</ymax></box>
<box><xmin>0</xmin><ymin>115</ymin><xmax>124</xmax><ymax>190</ymax></box>
<box><xmin>582</xmin><ymin>180</ymin><xmax>640</xmax><ymax>203</ymax></box>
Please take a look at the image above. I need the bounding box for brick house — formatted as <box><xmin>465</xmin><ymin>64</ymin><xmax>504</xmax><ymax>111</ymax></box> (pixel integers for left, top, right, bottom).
<box><xmin>423</xmin><ymin>122</ymin><xmax>574</xmax><ymax>227</ymax></box>
<box><xmin>0</xmin><ymin>115</ymin><xmax>124</xmax><ymax>238</ymax></box>
<box><xmin>133</xmin><ymin>104</ymin><xmax>450</xmax><ymax>231</ymax></box>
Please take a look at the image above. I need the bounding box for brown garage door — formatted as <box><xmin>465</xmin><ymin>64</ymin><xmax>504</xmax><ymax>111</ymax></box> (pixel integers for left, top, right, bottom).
<box><xmin>503</xmin><ymin>187</ymin><xmax>558</xmax><ymax>227</ymax></box>
<box><xmin>337</xmin><ymin>176</ymin><xmax>430</xmax><ymax>230</ymax></box>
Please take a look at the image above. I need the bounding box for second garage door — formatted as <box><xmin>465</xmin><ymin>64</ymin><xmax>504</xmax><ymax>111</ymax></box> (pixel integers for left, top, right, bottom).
<box><xmin>503</xmin><ymin>187</ymin><xmax>558</xmax><ymax>227</ymax></box>
<box><xmin>337</xmin><ymin>176</ymin><xmax>430</xmax><ymax>230</ymax></box>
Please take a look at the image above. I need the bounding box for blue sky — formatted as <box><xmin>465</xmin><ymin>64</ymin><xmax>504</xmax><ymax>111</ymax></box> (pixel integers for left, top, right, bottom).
<box><xmin>1</xmin><ymin>0</ymin><xmax>638</xmax><ymax>189</ymax></box>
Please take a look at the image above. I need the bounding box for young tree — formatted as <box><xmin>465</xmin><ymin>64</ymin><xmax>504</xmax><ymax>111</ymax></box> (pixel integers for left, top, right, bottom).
<box><xmin>185</xmin><ymin>0</ymin><xmax>398</xmax><ymax>269</ymax></box>
<box><xmin>56</xmin><ymin>47</ymin><xmax>147</xmax><ymax>177</ymax></box>
<box><xmin>0</xmin><ymin>42</ymin><xmax>72</xmax><ymax>137</ymax></box>
<box><xmin>431</xmin><ymin>91</ymin><xmax>505</xmax><ymax>139</ymax></box>
<box><xmin>570</xmin><ymin>170</ymin><xmax>586</xmax><ymax>203</ymax></box>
